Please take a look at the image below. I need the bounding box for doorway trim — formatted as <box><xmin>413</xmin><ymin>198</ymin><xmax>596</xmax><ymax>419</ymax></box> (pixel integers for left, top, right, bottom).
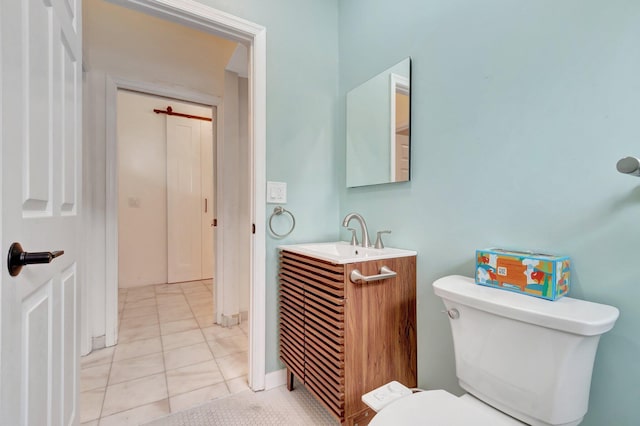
<box><xmin>104</xmin><ymin>77</ymin><xmax>222</xmax><ymax>347</ymax></box>
<box><xmin>103</xmin><ymin>0</ymin><xmax>267</xmax><ymax>391</ymax></box>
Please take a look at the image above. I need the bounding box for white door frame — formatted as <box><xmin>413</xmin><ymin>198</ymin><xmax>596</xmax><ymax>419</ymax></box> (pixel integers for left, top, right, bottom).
<box><xmin>103</xmin><ymin>0</ymin><xmax>267</xmax><ymax>390</ymax></box>
<box><xmin>105</xmin><ymin>78</ymin><xmax>221</xmax><ymax>344</ymax></box>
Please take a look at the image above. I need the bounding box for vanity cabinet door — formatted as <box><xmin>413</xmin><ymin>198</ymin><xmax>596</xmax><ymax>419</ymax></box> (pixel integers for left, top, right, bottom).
<box><xmin>344</xmin><ymin>256</ymin><xmax>417</xmax><ymax>420</ymax></box>
<box><xmin>279</xmin><ymin>251</ymin><xmax>346</xmax><ymax>419</ymax></box>
<box><xmin>304</xmin><ymin>268</ymin><xmax>346</xmax><ymax>418</ymax></box>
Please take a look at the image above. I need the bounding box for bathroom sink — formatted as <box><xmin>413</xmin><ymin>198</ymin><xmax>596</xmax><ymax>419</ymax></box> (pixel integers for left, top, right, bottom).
<box><xmin>279</xmin><ymin>241</ymin><xmax>416</xmax><ymax>264</ymax></box>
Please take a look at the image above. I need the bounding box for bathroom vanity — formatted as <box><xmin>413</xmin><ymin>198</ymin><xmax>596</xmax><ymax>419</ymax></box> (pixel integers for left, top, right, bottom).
<box><xmin>278</xmin><ymin>242</ymin><xmax>417</xmax><ymax>425</ymax></box>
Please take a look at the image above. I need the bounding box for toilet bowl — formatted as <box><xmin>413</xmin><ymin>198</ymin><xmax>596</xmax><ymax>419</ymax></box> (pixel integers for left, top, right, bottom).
<box><xmin>369</xmin><ymin>390</ymin><xmax>524</xmax><ymax>426</ymax></box>
<box><xmin>363</xmin><ymin>275</ymin><xmax>619</xmax><ymax>426</ymax></box>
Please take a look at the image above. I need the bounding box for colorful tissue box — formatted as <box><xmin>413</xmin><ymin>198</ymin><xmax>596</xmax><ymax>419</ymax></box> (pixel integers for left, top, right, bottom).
<box><xmin>475</xmin><ymin>248</ymin><xmax>570</xmax><ymax>301</ymax></box>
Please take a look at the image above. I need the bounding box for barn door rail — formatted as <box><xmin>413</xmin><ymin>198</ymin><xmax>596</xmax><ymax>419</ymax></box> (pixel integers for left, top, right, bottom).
<box><xmin>153</xmin><ymin>106</ymin><xmax>212</xmax><ymax>122</ymax></box>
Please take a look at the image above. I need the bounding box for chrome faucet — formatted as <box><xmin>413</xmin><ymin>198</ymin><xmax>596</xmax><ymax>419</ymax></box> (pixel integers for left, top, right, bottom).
<box><xmin>342</xmin><ymin>213</ymin><xmax>371</xmax><ymax>248</ymax></box>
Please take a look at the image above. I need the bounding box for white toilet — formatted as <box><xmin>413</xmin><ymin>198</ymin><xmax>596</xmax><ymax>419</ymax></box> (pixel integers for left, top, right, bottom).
<box><xmin>366</xmin><ymin>275</ymin><xmax>619</xmax><ymax>426</ymax></box>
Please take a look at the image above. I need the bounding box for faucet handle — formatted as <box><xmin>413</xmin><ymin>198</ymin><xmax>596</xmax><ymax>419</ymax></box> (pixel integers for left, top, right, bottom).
<box><xmin>374</xmin><ymin>230</ymin><xmax>391</xmax><ymax>249</ymax></box>
<box><xmin>347</xmin><ymin>228</ymin><xmax>359</xmax><ymax>246</ymax></box>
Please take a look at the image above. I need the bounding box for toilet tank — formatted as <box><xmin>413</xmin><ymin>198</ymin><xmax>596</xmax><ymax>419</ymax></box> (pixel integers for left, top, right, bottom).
<box><xmin>433</xmin><ymin>275</ymin><xmax>619</xmax><ymax>426</ymax></box>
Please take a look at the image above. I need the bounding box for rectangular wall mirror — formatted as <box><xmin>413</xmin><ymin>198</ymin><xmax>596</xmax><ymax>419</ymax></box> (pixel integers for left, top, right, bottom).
<box><xmin>346</xmin><ymin>57</ymin><xmax>411</xmax><ymax>188</ymax></box>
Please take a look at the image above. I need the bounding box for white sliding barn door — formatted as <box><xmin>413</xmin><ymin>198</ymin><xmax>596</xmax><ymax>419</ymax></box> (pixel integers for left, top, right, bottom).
<box><xmin>167</xmin><ymin>115</ymin><xmax>203</xmax><ymax>283</ymax></box>
<box><xmin>0</xmin><ymin>0</ymin><xmax>82</xmax><ymax>425</ymax></box>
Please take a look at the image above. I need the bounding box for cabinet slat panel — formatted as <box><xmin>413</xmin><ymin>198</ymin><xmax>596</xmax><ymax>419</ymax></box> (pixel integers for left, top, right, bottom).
<box><xmin>279</xmin><ymin>263</ymin><xmax>343</xmax><ymax>286</ymax></box>
<box><xmin>280</xmin><ymin>304</ymin><xmax>303</xmax><ymax>321</ymax></box>
<box><xmin>306</xmin><ymin>341</ymin><xmax>345</xmax><ymax>372</ymax></box>
<box><xmin>280</xmin><ymin>251</ymin><xmax>344</xmax><ymax>275</ymax></box>
<box><xmin>280</xmin><ymin>322</ymin><xmax>304</xmax><ymax>346</ymax></box>
<box><xmin>280</xmin><ymin>337</ymin><xmax>303</xmax><ymax>359</ymax></box>
<box><xmin>279</xmin><ymin>345</ymin><xmax>303</xmax><ymax>369</ymax></box>
<box><xmin>305</xmin><ymin>384</ymin><xmax>343</xmax><ymax>422</ymax></box>
<box><xmin>305</xmin><ymin>375</ymin><xmax>345</xmax><ymax>415</ymax></box>
<box><xmin>305</xmin><ymin>290</ymin><xmax>344</xmax><ymax>315</ymax></box>
<box><xmin>305</xmin><ymin>357</ymin><xmax>345</xmax><ymax>392</ymax></box>
<box><xmin>279</xmin><ymin>273</ymin><xmax>306</xmax><ymax>291</ymax></box>
<box><xmin>279</xmin><ymin>347</ymin><xmax>303</xmax><ymax>379</ymax></box>
<box><xmin>280</xmin><ymin>255</ymin><xmax>344</xmax><ymax>284</ymax></box>
<box><xmin>305</xmin><ymin>302</ymin><xmax>344</xmax><ymax>330</ymax></box>
<box><xmin>305</xmin><ymin>296</ymin><xmax>344</xmax><ymax>319</ymax></box>
<box><xmin>305</xmin><ymin>312</ymin><xmax>345</xmax><ymax>338</ymax></box>
<box><xmin>305</xmin><ymin>319</ymin><xmax>344</xmax><ymax>348</ymax></box>
<box><xmin>305</xmin><ymin>327</ymin><xmax>344</xmax><ymax>361</ymax></box>
<box><xmin>279</xmin><ymin>303</ymin><xmax>304</xmax><ymax>323</ymax></box>
<box><xmin>280</xmin><ymin>322</ymin><xmax>303</xmax><ymax>342</ymax></box>
<box><xmin>279</xmin><ymin>270</ymin><xmax>307</xmax><ymax>287</ymax></box>
<box><xmin>280</xmin><ymin>341</ymin><xmax>303</xmax><ymax>363</ymax></box>
<box><xmin>304</xmin><ymin>283</ymin><xmax>345</xmax><ymax>307</ymax></box>
<box><xmin>303</xmin><ymin>278</ymin><xmax>345</xmax><ymax>299</ymax></box>
<box><xmin>306</xmin><ymin>344</ymin><xmax>344</xmax><ymax>375</ymax></box>
<box><xmin>279</xmin><ymin>281</ymin><xmax>304</xmax><ymax>300</ymax></box>
<box><xmin>280</xmin><ymin>296</ymin><xmax>304</xmax><ymax>316</ymax></box>
<box><xmin>280</xmin><ymin>267</ymin><xmax>345</xmax><ymax>294</ymax></box>
<box><xmin>280</xmin><ymin>296</ymin><xmax>303</xmax><ymax>312</ymax></box>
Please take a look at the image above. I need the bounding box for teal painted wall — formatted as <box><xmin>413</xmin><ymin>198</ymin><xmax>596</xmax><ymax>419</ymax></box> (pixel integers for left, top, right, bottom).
<box><xmin>193</xmin><ymin>0</ymin><xmax>341</xmax><ymax>373</ymax></box>
<box><xmin>339</xmin><ymin>1</ymin><xmax>640</xmax><ymax>425</ymax></box>
<box><xmin>191</xmin><ymin>0</ymin><xmax>639</xmax><ymax>422</ymax></box>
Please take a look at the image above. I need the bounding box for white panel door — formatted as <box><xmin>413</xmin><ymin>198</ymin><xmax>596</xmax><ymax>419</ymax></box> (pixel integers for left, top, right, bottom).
<box><xmin>201</xmin><ymin>119</ymin><xmax>214</xmax><ymax>280</ymax></box>
<box><xmin>0</xmin><ymin>0</ymin><xmax>82</xmax><ymax>425</ymax></box>
<box><xmin>167</xmin><ymin>115</ymin><xmax>202</xmax><ymax>283</ymax></box>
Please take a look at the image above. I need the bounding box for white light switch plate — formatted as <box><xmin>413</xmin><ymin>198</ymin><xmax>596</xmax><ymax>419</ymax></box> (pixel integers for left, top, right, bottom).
<box><xmin>267</xmin><ymin>181</ymin><xmax>287</xmax><ymax>203</ymax></box>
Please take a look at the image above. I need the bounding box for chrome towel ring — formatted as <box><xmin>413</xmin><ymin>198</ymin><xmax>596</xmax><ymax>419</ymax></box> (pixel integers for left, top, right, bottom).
<box><xmin>269</xmin><ymin>206</ymin><xmax>295</xmax><ymax>238</ymax></box>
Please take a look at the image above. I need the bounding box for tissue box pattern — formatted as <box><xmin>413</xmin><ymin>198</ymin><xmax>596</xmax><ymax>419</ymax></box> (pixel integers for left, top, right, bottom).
<box><xmin>475</xmin><ymin>248</ymin><xmax>570</xmax><ymax>301</ymax></box>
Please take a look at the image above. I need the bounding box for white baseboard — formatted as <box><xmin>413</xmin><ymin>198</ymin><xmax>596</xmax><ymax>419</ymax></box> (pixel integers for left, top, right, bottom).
<box><xmin>221</xmin><ymin>313</ymin><xmax>240</xmax><ymax>327</ymax></box>
<box><xmin>92</xmin><ymin>335</ymin><xmax>106</xmax><ymax>351</ymax></box>
<box><xmin>265</xmin><ymin>368</ymin><xmax>287</xmax><ymax>390</ymax></box>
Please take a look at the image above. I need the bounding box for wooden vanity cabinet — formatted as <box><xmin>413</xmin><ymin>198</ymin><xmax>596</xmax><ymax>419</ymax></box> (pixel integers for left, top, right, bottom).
<box><xmin>279</xmin><ymin>250</ymin><xmax>417</xmax><ymax>425</ymax></box>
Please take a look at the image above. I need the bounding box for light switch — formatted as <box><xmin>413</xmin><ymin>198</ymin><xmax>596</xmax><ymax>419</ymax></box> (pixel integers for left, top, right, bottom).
<box><xmin>267</xmin><ymin>181</ymin><xmax>287</xmax><ymax>203</ymax></box>
<box><xmin>128</xmin><ymin>197</ymin><xmax>140</xmax><ymax>208</ymax></box>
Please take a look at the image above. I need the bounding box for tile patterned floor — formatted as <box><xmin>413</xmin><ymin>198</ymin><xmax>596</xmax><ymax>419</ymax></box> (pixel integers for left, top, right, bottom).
<box><xmin>80</xmin><ymin>279</ymin><xmax>249</xmax><ymax>426</ymax></box>
<box><xmin>143</xmin><ymin>381</ymin><xmax>338</xmax><ymax>426</ymax></box>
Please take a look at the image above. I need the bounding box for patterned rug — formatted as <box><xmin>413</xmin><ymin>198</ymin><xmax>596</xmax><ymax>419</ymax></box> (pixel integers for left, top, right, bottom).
<box><xmin>142</xmin><ymin>384</ymin><xmax>338</xmax><ymax>426</ymax></box>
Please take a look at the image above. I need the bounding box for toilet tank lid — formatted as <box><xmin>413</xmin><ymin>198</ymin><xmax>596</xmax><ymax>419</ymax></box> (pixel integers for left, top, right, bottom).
<box><xmin>433</xmin><ymin>275</ymin><xmax>619</xmax><ymax>336</ymax></box>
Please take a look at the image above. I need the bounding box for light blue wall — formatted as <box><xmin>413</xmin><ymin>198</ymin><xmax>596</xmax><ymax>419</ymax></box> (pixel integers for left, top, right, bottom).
<box><xmin>193</xmin><ymin>0</ymin><xmax>341</xmax><ymax>373</ymax></box>
<box><xmin>191</xmin><ymin>1</ymin><xmax>640</xmax><ymax>423</ymax></box>
<box><xmin>339</xmin><ymin>1</ymin><xmax>640</xmax><ymax>425</ymax></box>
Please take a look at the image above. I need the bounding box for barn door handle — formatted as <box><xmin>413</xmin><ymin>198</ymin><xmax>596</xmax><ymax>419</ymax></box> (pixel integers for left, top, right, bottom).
<box><xmin>7</xmin><ymin>242</ymin><xmax>65</xmax><ymax>277</ymax></box>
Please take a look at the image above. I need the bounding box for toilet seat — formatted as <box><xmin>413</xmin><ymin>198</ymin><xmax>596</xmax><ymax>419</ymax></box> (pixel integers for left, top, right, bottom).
<box><xmin>368</xmin><ymin>390</ymin><xmax>524</xmax><ymax>426</ymax></box>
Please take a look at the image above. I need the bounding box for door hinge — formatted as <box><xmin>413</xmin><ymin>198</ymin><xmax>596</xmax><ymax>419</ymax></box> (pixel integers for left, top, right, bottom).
<box><xmin>252</xmin><ymin>223</ymin><xmax>256</xmax><ymax>234</ymax></box>
<box><xmin>213</xmin><ymin>218</ymin><xmax>218</xmax><ymax>227</ymax></box>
